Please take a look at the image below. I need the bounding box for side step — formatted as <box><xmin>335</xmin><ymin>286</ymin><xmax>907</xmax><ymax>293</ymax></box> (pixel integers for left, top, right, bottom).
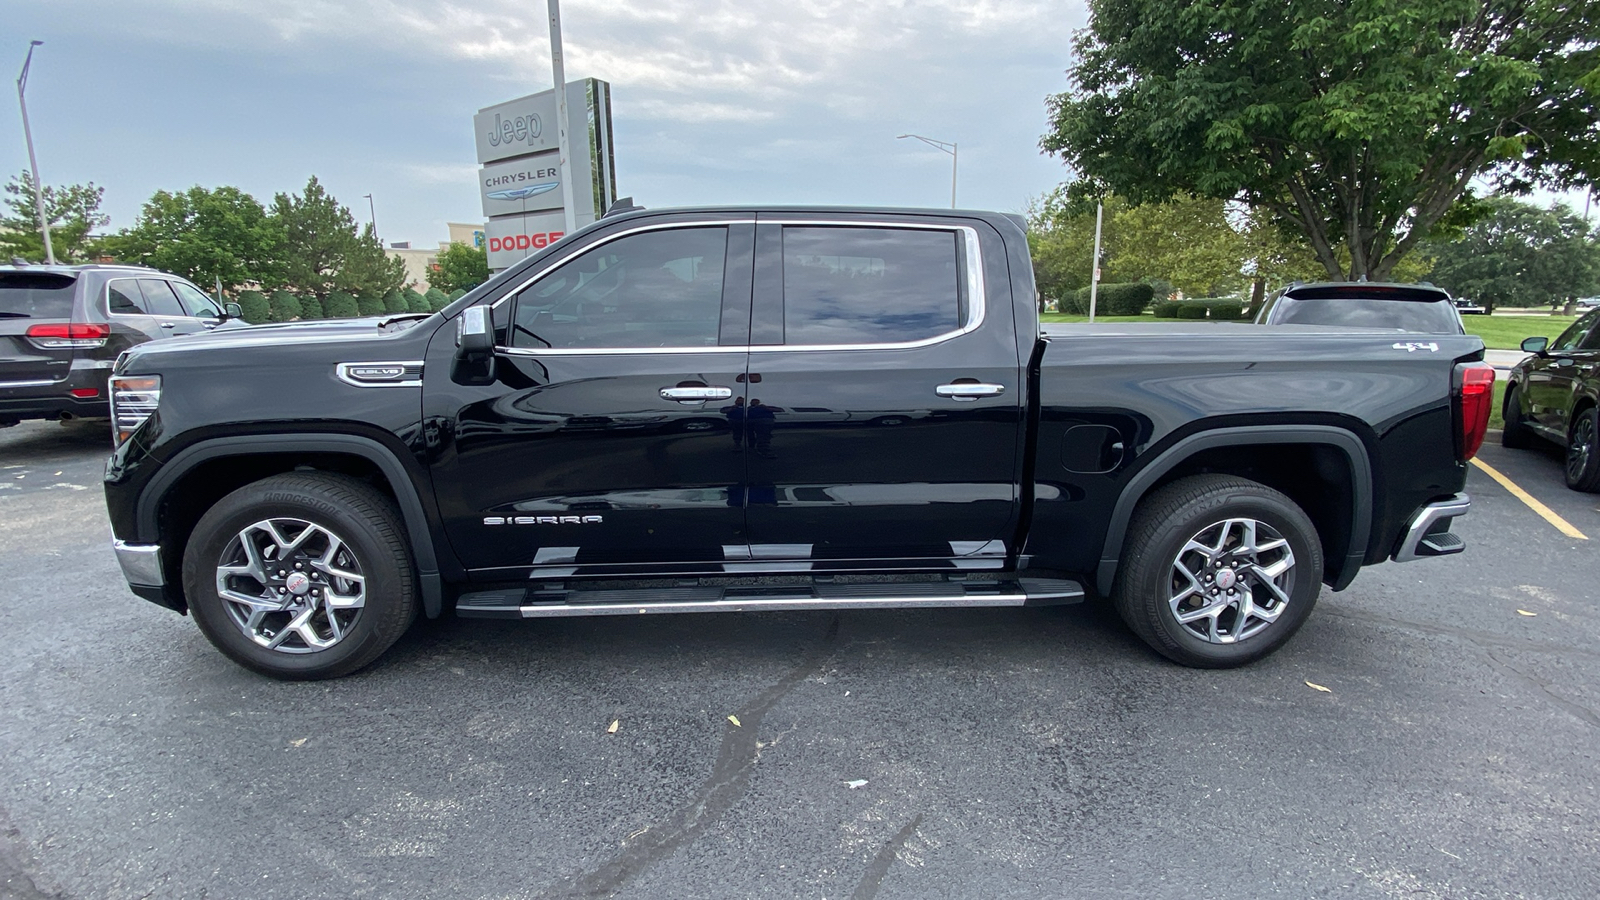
<box><xmin>456</xmin><ymin>577</ymin><xmax>1085</xmax><ymax>620</ymax></box>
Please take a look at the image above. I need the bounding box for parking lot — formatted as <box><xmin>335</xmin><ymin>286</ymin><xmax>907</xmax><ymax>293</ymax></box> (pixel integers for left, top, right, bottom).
<box><xmin>1</xmin><ymin>419</ymin><xmax>1596</xmax><ymax>900</ymax></box>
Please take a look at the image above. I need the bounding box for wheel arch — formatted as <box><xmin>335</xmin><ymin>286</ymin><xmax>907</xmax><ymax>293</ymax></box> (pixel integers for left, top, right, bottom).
<box><xmin>139</xmin><ymin>434</ymin><xmax>448</xmax><ymax>617</ymax></box>
<box><xmin>1094</xmin><ymin>425</ymin><xmax>1373</xmax><ymax>596</ymax></box>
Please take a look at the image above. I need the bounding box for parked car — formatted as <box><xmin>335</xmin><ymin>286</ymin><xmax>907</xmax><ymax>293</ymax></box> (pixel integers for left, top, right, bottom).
<box><xmin>1453</xmin><ymin>298</ymin><xmax>1487</xmax><ymax>315</ymax></box>
<box><xmin>1254</xmin><ymin>282</ymin><xmax>1466</xmax><ymax>333</ymax></box>
<box><xmin>1</xmin><ymin>263</ymin><xmax>246</xmax><ymax>428</ymax></box>
<box><xmin>1577</xmin><ymin>297</ymin><xmax>1600</xmax><ymax>309</ymax></box>
<box><xmin>104</xmin><ymin>206</ymin><xmax>1488</xmax><ymax>680</ymax></box>
<box><xmin>1502</xmin><ymin>307</ymin><xmax>1600</xmax><ymax>491</ymax></box>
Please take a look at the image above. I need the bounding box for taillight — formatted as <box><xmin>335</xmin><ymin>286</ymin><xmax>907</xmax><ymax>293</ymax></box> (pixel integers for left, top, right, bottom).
<box><xmin>1455</xmin><ymin>362</ymin><xmax>1495</xmax><ymax>461</ymax></box>
<box><xmin>25</xmin><ymin>322</ymin><xmax>111</xmax><ymax>349</ymax></box>
<box><xmin>109</xmin><ymin>374</ymin><xmax>161</xmax><ymax>447</ymax></box>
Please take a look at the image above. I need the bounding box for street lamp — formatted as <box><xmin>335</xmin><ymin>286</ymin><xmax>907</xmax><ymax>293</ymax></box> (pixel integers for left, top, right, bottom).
<box><xmin>362</xmin><ymin>193</ymin><xmax>379</xmax><ymax>247</ymax></box>
<box><xmin>16</xmin><ymin>40</ymin><xmax>55</xmax><ymax>265</ymax></box>
<box><xmin>896</xmin><ymin>133</ymin><xmax>958</xmax><ymax>209</ymax></box>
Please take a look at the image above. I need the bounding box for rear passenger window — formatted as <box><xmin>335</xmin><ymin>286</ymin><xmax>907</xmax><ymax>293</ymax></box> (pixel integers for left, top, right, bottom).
<box><xmin>510</xmin><ymin>227</ymin><xmax>727</xmax><ymax>350</ymax></box>
<box><xmin>136</xmin><ymin>280</ymin><xmax>187</xmax><ymax>318</ymax></box>
<box><xmin>108</xmin><ymin>281</ymin><xmax>147</xmax><ymax>315</ymax></box>
<box><xmin>781</xmin><ymin>227</ymin><xmax>963</xmax><ymax>345</ymax></box>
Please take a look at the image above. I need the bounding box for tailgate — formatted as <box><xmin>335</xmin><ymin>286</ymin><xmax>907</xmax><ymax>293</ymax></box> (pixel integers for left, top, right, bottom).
<box><xmin>0</xmin><ymin>271</ymin><xmax>78</xmax><ymax>385</ymax></box>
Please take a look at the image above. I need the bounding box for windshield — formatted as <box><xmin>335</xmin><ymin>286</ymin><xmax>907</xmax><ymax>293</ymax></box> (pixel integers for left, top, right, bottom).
<box><xmin>1271</xmin><ymin>297</ymin><xmax>1462</xmax><ymax>333</ymax></box>
<box><xmin>0</xmin><ymin>272</ymin><xmax>77</xmax><ymax>319</ymax></box>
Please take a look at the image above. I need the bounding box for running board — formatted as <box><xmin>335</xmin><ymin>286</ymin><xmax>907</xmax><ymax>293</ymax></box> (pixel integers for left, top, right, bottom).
<box><xmin>455</xmin><ymin>578</ymin><xmax>1085</xmax><ymax>620</ymax></box>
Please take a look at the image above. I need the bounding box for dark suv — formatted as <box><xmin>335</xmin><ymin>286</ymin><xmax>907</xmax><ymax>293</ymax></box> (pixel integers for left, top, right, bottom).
<box><xmin>1255</xmin><ymin>282</ymin><xmax>1466</xmax><ymax>334</ymax></box>
<box><xmin>1502</xmin><ymin>307</ymin><xmax>1600</xmax><ymax>491</ymax></box>
<box><xmin>0</xmin><ymin>264</ymin><xmax>244</xmax><ymax>428</ymax></box>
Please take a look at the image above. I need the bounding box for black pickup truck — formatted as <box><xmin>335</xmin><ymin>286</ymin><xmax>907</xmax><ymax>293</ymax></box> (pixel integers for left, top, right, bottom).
<box><xmin>104</xmin><ymin>207</ymin><xmax>1493</xmax><ymax>680</ymax></box>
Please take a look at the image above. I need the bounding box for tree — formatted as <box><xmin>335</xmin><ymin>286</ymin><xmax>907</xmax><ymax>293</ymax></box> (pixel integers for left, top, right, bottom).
<box><xmin>1042</xmin><ymin>0</ymin><xmax>1600</xmax><ymax>282</ymax></box>
<box><xmin>235</xmin><ymin>290</ymin><xmax>271</xmax><ymax>324</ymax></box>
<box><xmin>429</xmin><ymin>241</ymin><xmax>491</xmax><ymax>294</ymax></box>
<box><xmin>322</xmin><ymin>291</ymin><xmax>360</xmax><ymax>318</ymax></box>
<box><xmin>268</xmin><ymin>290</ymin><xmax>303</xmax><ymax>322</ymax></box>
<box><xmin>106</xmin><ymin>185</ymin><xmax>281</xmax><ymax>291</ymax></box>
<box><xmin>403</xmin><ymin>287</ymin><xmax>430</xmax><ymax>314</ymax></box>
<box><xmin>1428</xmin><ymin>197</ymin><xmax>1600</xmax><ymax>312</ymax></box>
<box><xmin>0</xmin><ymin>170</ymin><xmax>110</xmax><ymax>263</ymax></box>
<box><xmin>270</xmin><ymin>176</ymin><xmax>405</xmax><ymax>299</ymax></box>
<box><xmin>424</xmin><ymin>287</ymin><xmax>449</xmax><ymax>312</ymax></box>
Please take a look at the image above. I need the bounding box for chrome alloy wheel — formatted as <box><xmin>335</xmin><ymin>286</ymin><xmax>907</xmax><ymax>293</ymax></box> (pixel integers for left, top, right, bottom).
<box><xmin>214</xmin><ymin>518</ymin><xmax>366</xmax><ymax>653</ymax></box>
<box><xmin>1168</xmin><ymin>517</ymin><xmax>1296</xmax><ymax>644</ymax></box>
<box><xmin>1567</xmin><ymin>415</ymin><xmax>1595</xmax><ymax>484</ymax></box>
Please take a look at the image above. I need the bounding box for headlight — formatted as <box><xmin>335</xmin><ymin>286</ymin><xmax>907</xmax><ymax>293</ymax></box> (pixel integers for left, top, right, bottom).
<box><xmin>109</xmin><ymin>374</ymin><xmax>161</xmax><ymax>447</ymax></box>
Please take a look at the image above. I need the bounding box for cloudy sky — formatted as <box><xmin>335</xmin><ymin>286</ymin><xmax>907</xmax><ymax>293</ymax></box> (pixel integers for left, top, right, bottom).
<box><xmin>0</xmin><ymin>0</ymin><xmax>1088</xmax><ymax>247</ymax></box>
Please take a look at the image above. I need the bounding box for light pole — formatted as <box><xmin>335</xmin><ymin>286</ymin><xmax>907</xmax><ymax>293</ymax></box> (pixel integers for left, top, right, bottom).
<box><xmin>896</xmin><ymin>134</ymin><xmax>957</xmax><ymax>209</ymax></box>
<box><xmin>1088</xmin><ymin>201</ymin><xmax>1104</xmax><ymax>323</ymax></box>
<box><xmin>16</xmin><ymin>40</ymin><xmax>55</xmax><ymax>265</ymax></box>
<box><xmin>547</xmin><ymin>0</ymin><xmax>577</xmax><ymax>237</ymax></box>
<box><xmin>362</xmin><ymin>193</ymin><xmax>379</xmax><ymax>246</ymax></box>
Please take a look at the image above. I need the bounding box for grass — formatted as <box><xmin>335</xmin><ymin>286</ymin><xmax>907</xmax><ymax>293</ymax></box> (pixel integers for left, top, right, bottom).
<box><xmin>1039</xmin><ymin>312</ymin><xmax>1163</xmax><ymax>324</ymax></box>
<box><xmin>1490</xmin><ymin>379</ymin><xmax>1506</xmax><ymax>431</ymax></box>
<box><xmin>1461</xmin><ymin>314</ymin><xmax>1577</xmax><ymax>351</ymax></box>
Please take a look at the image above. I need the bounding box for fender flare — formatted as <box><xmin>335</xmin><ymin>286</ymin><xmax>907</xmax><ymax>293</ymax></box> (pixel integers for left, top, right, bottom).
<box><xmin>1094</xmin><ymin>425</ymin><xmax>1373</xmax><ymax>596</ymax></box>
<box><xmin>139</xmin><ymin>433</ymin><xmax>446</xmax><ymax>617</ymax></box>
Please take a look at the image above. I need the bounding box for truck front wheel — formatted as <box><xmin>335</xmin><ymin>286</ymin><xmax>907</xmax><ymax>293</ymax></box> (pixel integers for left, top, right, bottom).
<box><xmin>1113</xmin><ymin>475</ymin><xmax>1322</xmax><ymax>668</ymax></box>
<box><xmin>181</xmin><ymin>472</ymin><xmax>419</xmax><ymax>680</ymax></box>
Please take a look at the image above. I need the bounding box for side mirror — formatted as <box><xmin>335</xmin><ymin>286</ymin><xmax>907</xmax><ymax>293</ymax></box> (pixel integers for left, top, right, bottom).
<box><xmin>223</xmin><ymin>302</ymin><xmax>243</xmax><ymax>320</ymax></box>
<box><xmin>1520</xmin><ymin>336</ymin><xmax>1549</xmax><ymax>354</ymax></box>
<box><xmin>451</xmin><ymin>305</ymin><xmax>496</xmax><ymax>385</ymax></box>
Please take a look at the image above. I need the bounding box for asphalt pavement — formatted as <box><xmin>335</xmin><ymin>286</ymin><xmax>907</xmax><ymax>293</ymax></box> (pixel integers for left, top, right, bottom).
<box><xmin>1</xmin><ymin>419</ymin><xmax>1597</xmax><ymax>900</ymax></box>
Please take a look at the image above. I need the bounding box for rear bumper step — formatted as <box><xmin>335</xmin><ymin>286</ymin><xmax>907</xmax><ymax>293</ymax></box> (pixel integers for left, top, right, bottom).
<box><xmin>455</xmin><ymin>578</ymin><xmax>1085</xmax><ymax>620</ymax></box>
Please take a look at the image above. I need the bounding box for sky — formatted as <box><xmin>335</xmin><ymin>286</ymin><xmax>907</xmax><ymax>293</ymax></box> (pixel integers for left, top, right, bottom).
<box><xmin>0</xmin><ymin>0</ymin><xmax>1089</xmax><ymax>248</ymax></box>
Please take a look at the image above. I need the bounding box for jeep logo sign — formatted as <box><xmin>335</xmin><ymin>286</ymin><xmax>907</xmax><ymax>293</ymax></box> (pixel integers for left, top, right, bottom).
<box><xmin>485</xmin><ymin>111</ymin><xmax>542</xmax><ymax>149</ymax></box>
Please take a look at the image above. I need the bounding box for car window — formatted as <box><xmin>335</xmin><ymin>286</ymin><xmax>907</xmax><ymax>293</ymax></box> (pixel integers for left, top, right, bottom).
<box><xmin>509</xmin><ymin>226</ymin><xmax>728</xmax><ymax>350</ymax></box>
<box><xmin>171</xmin><ymin>281</ymin><xmax>223</xmax><ymax>318</ymax></box>
<box><xmin>1553</xmin><ymin>311</ymin><xmax>1597</xmax><ymax>352</ymax></box>
<box><xmin>107</xmin><ymin>280</ymin><xmax>148</xmax><ymax>315</ymax></box>
<box><xmin>1270</xmin><ymin>297</ymin><xmax>1462</xmax><ymax>333</ymax></box>
<box><xmin>780</xmin><ymin>226</ymin><xmax>963</xmax><ymax>345</ymax></box>
<box><xmin>0</xmin><ymin>272</ymin><xmax>76</xmax><ymax>318</ymax></box>
<box><xmin>136</xmin><ymin>279</ymin><xmax>187</xmax><ymax>318</ymax></box>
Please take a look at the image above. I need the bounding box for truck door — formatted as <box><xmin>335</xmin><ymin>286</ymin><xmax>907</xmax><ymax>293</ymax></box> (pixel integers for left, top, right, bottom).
<box><xmin>425</xmin><ymin>220</ymin><xmax>755</xmax><ymax>577</ymax></box>
<box><xmin>737</xmin><ymin>216</ymin><xmax>1023</xmax><ymax>566</ymax></box>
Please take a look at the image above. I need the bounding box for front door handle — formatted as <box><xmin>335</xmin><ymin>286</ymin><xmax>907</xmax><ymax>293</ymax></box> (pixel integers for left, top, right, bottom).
<box><xmin>936</xmin><ymin>382</ymin><xmax>1005</xmax><ymax>401</ymax></box>
<box><xmin>660</xmin><ymin>386</ymin><xmax>732</xmax><ymax>403</ymax></box>
<box><xmin>160</xmin><ymin>322</ymin><xmax>177</xmax><ymax>329</ymax></box>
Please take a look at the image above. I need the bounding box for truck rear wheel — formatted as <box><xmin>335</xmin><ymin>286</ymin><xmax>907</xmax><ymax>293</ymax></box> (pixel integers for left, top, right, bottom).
<box><xmin>181</xmin><ymin>472</ymin><xmax>418</xmax><ymax>680</ymax></box>
<box><xmin>1113</xmin><ymin>475</ymin><xmax>1322</xmax><ymax>668</ymax></box>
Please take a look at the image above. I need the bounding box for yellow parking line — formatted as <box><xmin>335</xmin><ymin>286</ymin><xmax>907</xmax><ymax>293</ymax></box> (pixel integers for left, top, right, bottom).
<box><xmin>1471</xmin><ymin>458</ymin><xmax>1589</xmax><ymax>540</ymax></box>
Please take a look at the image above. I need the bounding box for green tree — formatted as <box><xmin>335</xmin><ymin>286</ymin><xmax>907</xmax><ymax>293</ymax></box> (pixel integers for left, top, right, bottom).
<box><xmin>267</xmin><ymin>290</ymin><xmax>303</xmax><ymax>323</ymax></box>
<box><xmin>298</xmin><ymin>295</ymin><xmax>325</xmax><ymax>319</ymax></box>
<box><xmin>429</xmin><ymin>241</ymin><xmax>491</xmax><ymax>294</ymax></box>
<box><xmin>322</xmin><ymin>291</ymin><xmax>361</xmax><ymax>318</ymax></box>
<box><xmin>1043</xmin><ymin>0</ymin><xmax>1600</xmax><ymax>282</ymax></box>
<box><xmin>424</xmin><ymin>287</ymin><xmax>450</xmax><ymax>312</ymax></box>
<box><xmin>0</xmin><ymin>171</ymin><xmax>111</xmax><ymax>263</ymax></box>
<box><xmin>1428</xmin><ymin>197</ymin><xmax>1600</xmax><ymax>312</ymax></box>
<box><xmin>235</xmin><ymin>290</ymin><xmax>271</xmax><ymax>324</ymax></box>
<box><xmin>403</xmin><ymin>287</ymin><xmax>430</xmax><ymax>314</ymax></box>
<box><xmin>270</xmin><ymin>176</ymin><xmax>405</xmax><ymax>299</ymax></box>
<box><xmin>107</xmin><ymin>185</ymin><xmax>281</xmax><ymax>291</ymax></box>
<box><xmin>381</xmin><ymin>290</ymin><xmax>408</xmax><ymax>315</ymax></box>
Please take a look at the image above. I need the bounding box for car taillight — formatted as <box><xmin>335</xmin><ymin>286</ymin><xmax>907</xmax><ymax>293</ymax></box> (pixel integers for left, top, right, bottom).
<box><xmin>109</xmin><ymin>374</ymin><xmax>161</xmax><ymax>447</ymax></box>
<box><xmin>1455</xmin><ymin>362</ymin><xmax>1495</xmax><ymax>461</ymax></box>
<box><xmin>24</xmin><ymin>322</ymin><xmax>111</xmax><ymax>349</ymax></box>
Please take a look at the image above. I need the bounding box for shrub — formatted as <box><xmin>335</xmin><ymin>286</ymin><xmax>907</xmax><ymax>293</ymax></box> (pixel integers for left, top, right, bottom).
<box><xmin>424</xmin><ymin>287</ymin><xmax>450</xmax><ymax>312</ymax></box>
<box><xmin>323</xmin><ymin>291</ymin><xmax>361</xmax><ymax>318</ymax></box>
<box><xmin>298</xmin><ymin>295</ymin><xmax>325</xmax><ymax>319</ymax></box>
<box><xmin>1096</xmin><ymin>282</ymin><xmax>1156</xmax><ymax>316</ymax></box>
<box><xmin>1059</xmin><ymin>288</ymin><xmax>1090</xmax><ymax>315</ymax></box>
<box><xmin>382</xmin><ymin>290</ymin><xmax>408</xmax><ymax>315</ymax></box>
<box><xmin>235</xmin><ymin>290</ymin><xmax>270</xmax><ymax>324</ymax></box>
<box><xmin>447</xmin><ymin>288</ymin><xmax>467</xmax><ymax>302</ymax></box>
<box><xmin>267</xmin><ymin>290</ymin><xmax>302</xmax><ymax>323</ymax></box>
<box><xmin>1152</xmin><ymin>300</ymin><xmax>1182</xmax><ymax>318</ymax></box>
<box><xmin>404</xmin><ymin>288</ymin><xmax>430</xmax><ymax>314</ymax></box>
<box><xmin>355</xmin><ymin>293</ymin><xmax>386</xmax><ymax>317</ymax></box>
<box><xmin>1209</xmin><ymin>300</ymin><xmax>1245</xmax><ymax>320</ymax></box>
<box><xmin>1175</xmin><ymin>302</ymin><xmax>1210</xmax><ymax>319</ymax></box>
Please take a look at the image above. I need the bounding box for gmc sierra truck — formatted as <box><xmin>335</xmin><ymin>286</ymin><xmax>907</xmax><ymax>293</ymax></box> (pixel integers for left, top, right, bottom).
<box><xmin>103</xmin><ymin>207</ymin><xmax>1492</xmax><ymax>680</ymax></box>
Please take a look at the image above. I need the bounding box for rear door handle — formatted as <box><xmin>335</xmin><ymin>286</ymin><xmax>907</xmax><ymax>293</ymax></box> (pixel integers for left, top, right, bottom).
<box><xmin>660</xmin><ymin>386</ymin><xmax>732</xmax><ymax>402</ymax></box>
<box><xmin>935</xmin><ymin>382</ymin><xmax>1005</xmax><ymax>401</ymax></box>
<box><xmin>160</xmin><ymin>322</ymin><xmax>177</xmax><ymax>329</ymax></box>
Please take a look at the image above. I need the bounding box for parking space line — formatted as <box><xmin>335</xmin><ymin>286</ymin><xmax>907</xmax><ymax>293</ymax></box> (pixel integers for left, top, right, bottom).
<box><xmin>1470</xmin><ymin>458</ymin><xmax>1589</xmax><ymax>540</ymax></box>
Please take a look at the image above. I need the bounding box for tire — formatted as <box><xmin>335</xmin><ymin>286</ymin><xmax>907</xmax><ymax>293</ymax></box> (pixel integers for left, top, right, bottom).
<box><xmin>1564</xmin><ymin>406</ymin><xmax>1600</xmax><ymax>493</ymax></box>
<box><xmin>1113</xmin><ymin>474</ymin><xmax>1323</xmax><ymax>668</ymax></box>
<box><xmin>1501</xmin><ymin>383</ymin><xmax>1535</xmax><ymax>450</ymax></box>
<box><xmin>181</xmin><ymin>472</ymin><xmax>419</xmax><ymax>680</ymax></box>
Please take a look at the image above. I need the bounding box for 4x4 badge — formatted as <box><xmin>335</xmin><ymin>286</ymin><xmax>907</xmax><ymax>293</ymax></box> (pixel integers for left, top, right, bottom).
<box><xmin>1392</xmin><ymin>342</ymin><xmax>1440</xmax><ymax>352</ymax></box>
<box><xmin>484</xmin><ymin>515</ymin><xmax>603</xmax><ymax>525</ymax></box>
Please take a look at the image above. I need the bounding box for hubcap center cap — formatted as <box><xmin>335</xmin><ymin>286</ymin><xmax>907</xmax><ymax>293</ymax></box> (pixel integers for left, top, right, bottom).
<box><xmin>285</xmin><ymin>572</ymin><xmax>311</xmax><ymax>596</ymax></box>
<box><xmin>1215</xmin><ymin>567</ymin><xmax>1238</xmax><ymax>590</ymax></box>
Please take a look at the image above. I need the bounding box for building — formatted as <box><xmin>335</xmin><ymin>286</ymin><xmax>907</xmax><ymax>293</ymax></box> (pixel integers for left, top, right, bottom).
<box><xmin>385</xmin><ymin>222</ymin><xmax>485</xmax><ymax>291</ymax></box>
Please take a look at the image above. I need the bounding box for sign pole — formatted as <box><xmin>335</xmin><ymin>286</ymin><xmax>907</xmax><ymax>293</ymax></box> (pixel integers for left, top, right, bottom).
<box><xmin>547</xmin><ymin>0</ymin><xmax>578</xmax><ymax>237</ymax></box>
<box><xmin>1088</xmin><ymin>201</ymin><xmax>1103</xmax><ymax>323</ymax></box>
<box><xmin>16</xmin><ymin>41</ymin><xmax>55</xmax><ymax>265</ymax></box>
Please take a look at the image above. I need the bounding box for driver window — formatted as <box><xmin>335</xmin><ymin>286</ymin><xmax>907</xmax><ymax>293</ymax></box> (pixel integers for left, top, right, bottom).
<box><xmin>509</xmin><ymin>226</ymin><xmax>727</xmax><ymax>349</ymax></box>
<box><xmin>1552</xmin><ymin>315</ymin><xmax>1594</xmax><ymax>352</ymax></box>
<box><xmin>1575</xmin><ymin>312</ymin><xmax>1600</xmax><ymax>351</ymax></box>
<box><xmin>171</xmin><ymin>281</ymin><xmax>223</xmax><ymax>318</ymax></box>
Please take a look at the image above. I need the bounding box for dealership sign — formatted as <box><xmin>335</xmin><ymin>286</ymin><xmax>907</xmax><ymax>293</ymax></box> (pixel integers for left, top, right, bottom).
<box><xmin>474</xmin><ymin>79</ymin><xmax>616</xmax><ymax>270</ymax></box>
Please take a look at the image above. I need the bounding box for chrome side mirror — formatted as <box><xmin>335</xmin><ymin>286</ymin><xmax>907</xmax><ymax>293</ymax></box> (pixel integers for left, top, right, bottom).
<box><xmin>451</xmin><ymin>305</ymin><xmax>496</xmax><ymax>385</ymax></box>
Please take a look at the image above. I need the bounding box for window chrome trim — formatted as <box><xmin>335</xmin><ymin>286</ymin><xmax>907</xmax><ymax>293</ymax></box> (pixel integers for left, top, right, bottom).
<box><xmin>104</xmin><ymin>276</ymin><xmax>200</xmax><ymax>322</ymax></box>
<box><xmin>335</xmin><ymin>360</ymin><xmax>425</xmax><ymax>388</ymax></box>
<box><xmin>489</xmin><ymin>217</ymin><xmax>985</xmax><ymax>356</ymax></box>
